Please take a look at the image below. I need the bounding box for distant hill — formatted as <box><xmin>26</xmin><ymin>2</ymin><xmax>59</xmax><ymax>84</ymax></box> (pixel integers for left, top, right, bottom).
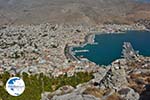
<box><xmin>0</xmin><ymin>0</ymin><xmax>150</xmax><ymax>25</ymax></box>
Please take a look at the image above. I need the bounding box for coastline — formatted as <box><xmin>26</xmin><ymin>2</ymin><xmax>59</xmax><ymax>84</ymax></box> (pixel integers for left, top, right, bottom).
<box><xmin>68</xmin><ymin>24</ymin><xmax>148</xmax><ymax>62</ymax></box>
<box><xmin>64</xmin><ymin>33</ymin><xmax>96</xmax><ymax>62</ymax></box>
<box><xmin>0</xmin><ymin>23</ymin><xmax>147</xmax><ymax>76</ymax></box>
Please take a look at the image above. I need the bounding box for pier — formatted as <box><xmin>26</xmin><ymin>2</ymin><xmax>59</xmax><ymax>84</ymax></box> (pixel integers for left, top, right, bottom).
<box><xmin>122</xmin><ymin>42</ymin><xmax>139</xmax><ymax>60</ymax></box>
<box><xmin>74</xmin><ymin>50</ymin><xmax>89</xmax><ymax>53</ymax></box>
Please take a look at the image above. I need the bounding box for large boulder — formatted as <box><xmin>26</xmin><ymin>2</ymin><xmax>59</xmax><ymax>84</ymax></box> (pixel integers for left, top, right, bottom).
<box><xmin>100</xmin><ymin>63</ymin><xmax>127</xmax><ymax>90</ymax></box>
<box><xmin>118</xmin><ymin>87</ymin><xmax>140</xmax><ymax>100</ymax></box>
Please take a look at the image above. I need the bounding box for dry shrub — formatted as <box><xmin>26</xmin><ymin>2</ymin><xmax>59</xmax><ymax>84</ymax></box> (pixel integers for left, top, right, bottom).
<box><xmin>105</xmin><ymin>93</ymin><xmax>122</xmax><ymax>100</ymax></box>
<box><xmin>83</xmin><ymin>87</ymin><xmax>106</xmax><ymax>98</ymax></box>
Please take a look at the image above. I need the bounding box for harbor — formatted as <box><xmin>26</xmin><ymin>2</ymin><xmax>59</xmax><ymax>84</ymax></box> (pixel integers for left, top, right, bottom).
<box><xmin>72</xmin><ymin>30</ymin><xmax>150</xmax><ymax>65</ymax></box>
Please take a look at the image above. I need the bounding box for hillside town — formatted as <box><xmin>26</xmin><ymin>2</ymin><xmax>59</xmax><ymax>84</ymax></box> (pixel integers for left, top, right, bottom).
<box><xmin>0</xmin><ymin>0</ymin><xmax>150</xmax><ymax>99</ymax></box>
<box><xmin>0</xmin><ymin>23</ymin><xmax>146</xmax><ymax>78</ymax></box>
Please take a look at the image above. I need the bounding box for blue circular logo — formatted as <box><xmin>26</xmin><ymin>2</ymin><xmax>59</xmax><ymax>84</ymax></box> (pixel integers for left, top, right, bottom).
<box><xmin>6</xmin><ymin>77</ymin><xmax>25</xmax><ymax>96</ymax></box>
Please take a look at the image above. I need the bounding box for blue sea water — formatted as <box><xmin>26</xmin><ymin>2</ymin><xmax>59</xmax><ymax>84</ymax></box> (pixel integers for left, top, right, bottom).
<box><xmin>135</xmin><ymin>0</ymin><xmax>150</xmax><ymax>3</ymax></box>
<box><xmin>73</xmin><ymin>31</ymin><xmax>150</xmax><ymax>65</ymax></box>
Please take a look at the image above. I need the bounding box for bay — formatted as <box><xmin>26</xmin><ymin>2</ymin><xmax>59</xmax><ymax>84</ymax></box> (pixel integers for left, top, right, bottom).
<box><xmin>73</xmin><ymin>31</ymin><xmax>150</xmax><ymax>65</ymax></box>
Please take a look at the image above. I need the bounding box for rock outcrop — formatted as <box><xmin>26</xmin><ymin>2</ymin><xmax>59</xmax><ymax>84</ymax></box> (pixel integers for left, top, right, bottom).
<box><xmin>118</xmin><ymin>87</ymin><xmax>140</xmax><ymax>100</ymax></box>
<box><xmin>51</xmin><ymin>93</ymin><xmax>99</xmax><ymax>100</ymax></box>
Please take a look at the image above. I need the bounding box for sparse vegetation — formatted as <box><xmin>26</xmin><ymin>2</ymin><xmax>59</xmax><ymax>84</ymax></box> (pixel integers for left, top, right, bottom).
<box><xmin>0</xmin><ymin>72</ymin><xmax>93</xmax><ymax>100</ymax></box>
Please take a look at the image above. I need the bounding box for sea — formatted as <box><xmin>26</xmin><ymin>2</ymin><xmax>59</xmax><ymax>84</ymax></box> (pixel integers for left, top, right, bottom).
<box><xmin>135</xmin><ymin>0</ymin><xmax>150</xmax><ymax>3</ymax></box>
<box><xmin>73</xmin><ymin>31</ymin><xmax>150</xmax><ymax>65</ymax></box>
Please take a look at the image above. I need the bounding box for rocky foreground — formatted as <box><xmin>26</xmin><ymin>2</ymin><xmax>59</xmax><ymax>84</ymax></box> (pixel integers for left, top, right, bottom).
<box><xmin>42</xmin><ymin>42</ymin><xmax>150</xmax><ymax>100</ymax></box>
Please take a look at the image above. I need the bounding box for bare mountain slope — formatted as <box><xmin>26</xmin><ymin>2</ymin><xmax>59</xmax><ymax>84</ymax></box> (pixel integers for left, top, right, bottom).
<box><xmin>0</xmin><ymin>0</ymin><xmax>150</xmax><ymax>25</ymax></box>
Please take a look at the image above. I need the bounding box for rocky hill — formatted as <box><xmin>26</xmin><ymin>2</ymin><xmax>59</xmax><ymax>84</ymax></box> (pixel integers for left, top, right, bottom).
<box><xmin>0</xmin><ymin>0</ymin><xmax>150</xmax><ymax>25</ymax></box>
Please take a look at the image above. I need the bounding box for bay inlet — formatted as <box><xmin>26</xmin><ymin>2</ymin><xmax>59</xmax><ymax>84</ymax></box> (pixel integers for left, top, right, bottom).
<box><xmin>73</xmin><ymin>31</ymin><xmax>150</xmax><ymax>65</ymax></box>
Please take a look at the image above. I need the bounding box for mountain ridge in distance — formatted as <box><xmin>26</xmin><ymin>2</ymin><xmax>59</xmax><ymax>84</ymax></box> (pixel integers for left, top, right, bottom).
<box><xmin>0</xmin><ymin>0</ymin><xmax>150</xmax><ymax>25</ymax></box>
